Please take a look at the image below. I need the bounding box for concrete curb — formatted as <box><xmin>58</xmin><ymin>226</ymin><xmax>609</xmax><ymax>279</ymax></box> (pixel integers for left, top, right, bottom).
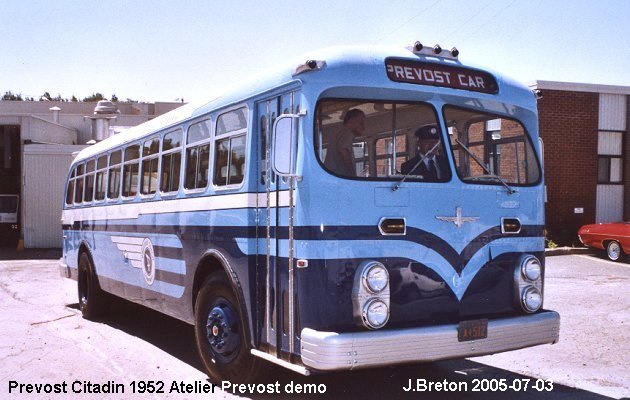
<box><xmin>544</xmin><ymin>247</ymin><xmax>594</xmax><ymax>257</ymax></box>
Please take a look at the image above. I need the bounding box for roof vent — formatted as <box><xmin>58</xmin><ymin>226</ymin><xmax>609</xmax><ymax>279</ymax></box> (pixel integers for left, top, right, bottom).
<box><xmin>93</xmin><ymin>100</ymin><xmax>119</xmax><ymax>115</ymax></box>
<box><xmin>49</xmin><ymin>106</ymin><xmax>61</xmax><ymax>123</ymax></box>
<box><xmin>86</xmin><ymin>101</ymin><xmax>119</xmax><ymax>142</ymax></box>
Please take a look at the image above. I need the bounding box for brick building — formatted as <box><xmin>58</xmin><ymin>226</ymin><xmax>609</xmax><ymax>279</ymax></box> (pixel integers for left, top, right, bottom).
<box><xmin>530</xmin><ymin>81</ymin><xmax>629</xmax><ymax>245</ymax></box>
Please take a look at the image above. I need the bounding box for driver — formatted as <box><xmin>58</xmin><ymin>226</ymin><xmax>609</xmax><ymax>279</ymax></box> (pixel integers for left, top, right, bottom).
<box><xmin>400</xmin><ymin>125</ymin><xmax>450</xmax><ymax>181</ymax></box>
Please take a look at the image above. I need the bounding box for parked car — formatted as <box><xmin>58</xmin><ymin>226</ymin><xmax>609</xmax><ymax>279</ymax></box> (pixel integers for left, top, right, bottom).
<box><xmin>578</xmin><ymin>222</ymin><xmax>630</xmax><ymax>261</ymax></box>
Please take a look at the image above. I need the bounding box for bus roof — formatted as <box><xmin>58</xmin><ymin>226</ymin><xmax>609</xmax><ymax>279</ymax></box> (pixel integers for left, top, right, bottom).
<box><xmin>72</xmin><ymin>44</ymin><xmax>534</xmax><ymax>163</ymax></box>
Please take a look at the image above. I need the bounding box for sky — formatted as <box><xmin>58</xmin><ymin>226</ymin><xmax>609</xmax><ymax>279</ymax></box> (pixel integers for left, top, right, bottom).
<box><xmin>1</xmin><ymin>0</ymin><xmax>629</xmax><ymax>103</ymax></box>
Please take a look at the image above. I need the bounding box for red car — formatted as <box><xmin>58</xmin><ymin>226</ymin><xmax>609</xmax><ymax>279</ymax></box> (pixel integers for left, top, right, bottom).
<box><xmin>578</xmin><ymin>222</ymin><xmax>630</xmax><ymax>262</ymax></box>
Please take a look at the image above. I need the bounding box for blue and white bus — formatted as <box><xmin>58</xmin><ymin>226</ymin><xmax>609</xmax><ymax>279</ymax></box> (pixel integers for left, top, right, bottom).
<box><xmin>61</xmin><ymin>43</ymin><xmax>560</xmax><ymax>383</ymax></box>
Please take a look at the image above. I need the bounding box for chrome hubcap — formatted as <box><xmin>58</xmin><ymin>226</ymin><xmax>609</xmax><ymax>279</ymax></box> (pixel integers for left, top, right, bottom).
<box><xmin>608</xmin><ymin>242</ymin><xmax>620</xmax><ymax>260</ymax></box>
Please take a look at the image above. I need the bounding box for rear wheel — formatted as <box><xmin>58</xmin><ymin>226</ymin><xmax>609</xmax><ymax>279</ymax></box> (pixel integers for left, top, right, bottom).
<box><xmin>606</xmin><ymin>240</ymin><xmax>623</xmax><ymax>262</ymax></box>
<box><xmin>77</xmin><ymin>252</ymin><xmax>106</xmax><ymax>320</ymax></box>
<box><xmin>194</xmin><ymin>272</ymin><xmax>267</xmax><ymax>383</ymax></box>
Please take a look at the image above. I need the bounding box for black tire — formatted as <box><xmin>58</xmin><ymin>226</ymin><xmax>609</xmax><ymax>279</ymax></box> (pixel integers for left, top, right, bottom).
<box><xmin>77</xmin><ymin>252</ymin><xmax>107</xmax><ymax>320</ymax></box>
<box><xmin>194</xmin><ymin>272</ymin><xmax>267</xmax><ymax>383</ymax></box>
<box><xmin>606</xmin><ymin>240</ymin><xmax>623</xmax><ymax>262</ymax></box>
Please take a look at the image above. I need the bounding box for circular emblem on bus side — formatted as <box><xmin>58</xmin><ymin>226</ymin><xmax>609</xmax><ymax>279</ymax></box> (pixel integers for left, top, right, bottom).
<box><xmin>141</xmin><ymin>238</ymin><xmax>156</xmax><ymax>285</ymax></box>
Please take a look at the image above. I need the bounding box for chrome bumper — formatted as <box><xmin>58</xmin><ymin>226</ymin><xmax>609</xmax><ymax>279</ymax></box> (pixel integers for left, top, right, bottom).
<box><xmin>300</xmin><ymin>311</ymin><xmax>560</xmax><ymax>371</ymax></box>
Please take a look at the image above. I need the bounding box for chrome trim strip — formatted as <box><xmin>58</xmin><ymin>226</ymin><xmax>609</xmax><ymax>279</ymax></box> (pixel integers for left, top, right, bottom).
<box><xmin>251</xmin><ymin>349</ymin><xmax>310</xmax><ymax>376</ymax></box>
<box><xmin>264</xmin><ymin>99</ymin><xmax>274</xmax><ymax>349</ymax></box>
<box><xmin>300</xmin><ymin>311</ymin><xmax>560</xmax><ymax>371</ymax></box>
<box><xmin>289</xmin><ymin>175</ymin><xmax>295</xmax><ymax>354</ymax></box>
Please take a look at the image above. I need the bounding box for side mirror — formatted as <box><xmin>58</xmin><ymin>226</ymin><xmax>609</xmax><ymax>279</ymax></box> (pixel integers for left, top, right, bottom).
<box><xmin>272</xmin><ymin>114</ymin><xmax>299</xmax><ymax>177</ymax></box>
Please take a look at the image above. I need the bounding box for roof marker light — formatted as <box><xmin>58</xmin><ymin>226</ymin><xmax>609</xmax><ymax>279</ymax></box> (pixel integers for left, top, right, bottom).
<box><xmin>407</xmin><ymin>41</ymin><xmax>459</xmax><ymax>60</ymax></box>
<box><xmin>293</xmin><ymin>60</ymin><xmax>326</xmax><ymax>76</ymax></box>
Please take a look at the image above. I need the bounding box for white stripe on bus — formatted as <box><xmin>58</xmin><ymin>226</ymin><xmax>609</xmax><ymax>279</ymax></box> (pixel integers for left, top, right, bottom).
<box><xmin>62</xmin><ymin>191</ymin><xmax>291</xmax><ymax>224</ymax></box>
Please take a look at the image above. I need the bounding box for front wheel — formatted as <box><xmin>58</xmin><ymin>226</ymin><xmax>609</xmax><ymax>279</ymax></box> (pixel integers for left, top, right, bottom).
<box><xmin>606</xmin><ymin>240</ymin><xmax>623</xmax><ymax>262</ymax></box>
<box><xmin>77</xmin><ymin>252</ymin><xmax>107</xmax><ymax>320</ymax></box>
<box><xmin>194</xmin><ymin>272</ymin><xmax>267</xmax><ymax>383</ymax></box>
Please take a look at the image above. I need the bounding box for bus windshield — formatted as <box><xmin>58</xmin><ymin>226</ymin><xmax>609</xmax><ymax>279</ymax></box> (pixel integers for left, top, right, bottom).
<box><xmin>315</xmin><ymin>100</ymin><xmax>450</xmax><ymax>180</ymax></box>
<box><xmin>444</xmin><ymin>106</ymin><xmax>541</xmax><ymax>186</ymax></box>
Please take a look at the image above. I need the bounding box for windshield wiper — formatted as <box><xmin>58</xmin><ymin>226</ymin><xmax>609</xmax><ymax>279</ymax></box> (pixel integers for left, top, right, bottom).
<box><xmin>455</xmin><ymin>138</ymin><xmax>516</xmax><ymax>195</ymax></box>
<box><xmin>392</xmin><ymin>141</ymin><xmax>440</xmax><ymax>192</ymax></box>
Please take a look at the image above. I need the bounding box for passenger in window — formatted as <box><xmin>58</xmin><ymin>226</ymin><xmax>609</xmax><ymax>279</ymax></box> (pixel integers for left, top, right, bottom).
<box><xmin>401</xmin><ymin>125</ymin><xmax>450</xmax><ymax>181</ymax></box>
<box><xmin>325</xmin><ymin>109</ymin><xmax>365</xmax><ymax>176</ymax></box>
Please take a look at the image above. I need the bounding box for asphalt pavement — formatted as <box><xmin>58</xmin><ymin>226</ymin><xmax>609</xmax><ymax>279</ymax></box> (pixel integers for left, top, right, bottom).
<box><xmin>0</xmin><ymin>250</ymin><xmax>628</xmax><ymax>399</ymax></box>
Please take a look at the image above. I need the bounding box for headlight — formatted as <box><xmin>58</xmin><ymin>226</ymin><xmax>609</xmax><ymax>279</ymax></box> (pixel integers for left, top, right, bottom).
<box><xmin>353</xmin><ymin>260</ymin><xmax>391</xmax><ymax>330</ymax></box>
<box><xmin>514</xmin><ymin>255</ymin><xmax>544</xmax><ymax>313</ymax></box>
<box><xmin>362</xmin><ymin>262</ymin><xmax>389</xmax><ymax>293</ymax></box>
<box><xmin>521</xmin><ymin>286</ymin><xmax>542</xmax><ymax>313</ymax></box>
<box><xmin>521</xmin><ymin>256</ymin><xmax>541</xmax><ymax>282</ymax></box>
<box><xmin>362</xmin><ymin>299</ymin><xmax>389</xmax><ymax>329</ymax></box>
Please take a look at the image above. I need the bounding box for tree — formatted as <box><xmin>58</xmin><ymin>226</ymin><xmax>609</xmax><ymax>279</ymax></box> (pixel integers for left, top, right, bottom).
<box><xmin>111</xmin><ymin>94</ymin><xmax>118</xmax><ymax>102</ymax></box>
<box><xmin>2</xmin><ymin>91</ymin><xmax>23</xmax><ymax>101</ymax></box>
<box><xmin>71</xmin><ymin>95</ymin><xmax>78</xmax><ymax>102</ymax></box>
<box><xmin>83</xmin><ymin>93</ymin><xmax>106</xmax><ymax>102</ymax></box>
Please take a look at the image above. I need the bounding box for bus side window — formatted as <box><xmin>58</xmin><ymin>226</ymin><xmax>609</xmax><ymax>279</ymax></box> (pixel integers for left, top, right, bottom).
<box><xmin>161</xmin><ymin>130</ymin><xmax>182</xmax><ymax>194</ymax></box>
<box><xmin>122</xmin><ymin>145</ymin><xmax>140</xmax><ymax>198</ymax></box>
<box><xmin>213</xmin><ymin>135</ymin><xmax>246</xmax><ymax>186</ymax></box>
<box><xmin>141</xmin><ymin>138</ymin><xmax>160</xmax><ymax>196</ymax></box>
<box><xmin>94</xmin><ymin>155</ymin><xmax>108</xmax><ymax>201</ymax></box>
<box><xmin>83</xmin><ymin>159</ymin><xmax>95</xmax><ymax>203</ymax></box>
<box><xmin>65</xmin><ymin>166</ymin><xmax>77</xmax><ymax>206</ymax></box>
<box><xmin>184</xmin><ymin>120</ymin><xmax>212</xmax><ymax>190</ymax></box>
<box><xmin>74</xmin><ymin>163</ymin><xmax>85</xmax><ymax>204</ymax></box>
<box><xmin>214</xmin><ymin>108</ymin><xmax>247</xmax><ymax>187</ymax></box>
<box><xmin>108</xmin><ymin>150</ymin><xmax>122</xmax><ymax>199</ymax></box>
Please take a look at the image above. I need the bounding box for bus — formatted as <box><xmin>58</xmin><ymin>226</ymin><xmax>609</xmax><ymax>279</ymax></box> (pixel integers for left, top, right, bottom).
<box><xmin>60</xmin><ymin>43</ymin><xmax>560</xmax><ymax>383</ymax></box>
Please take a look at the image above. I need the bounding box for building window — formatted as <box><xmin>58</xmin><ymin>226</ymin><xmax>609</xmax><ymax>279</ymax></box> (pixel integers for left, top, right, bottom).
<box><xmin>597</xmin><ymin>131</ymin><xmax>624</xmax><ymax>184</ymax></box>
<box><xmin>375</xmin><ymin>134</ymin><xmax>407</xmax><ymax>177</ymax></box>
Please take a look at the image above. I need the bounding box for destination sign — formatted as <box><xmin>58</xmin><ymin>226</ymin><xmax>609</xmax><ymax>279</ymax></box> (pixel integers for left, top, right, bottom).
<box><xmin>385</xmin><ymin>58</ymin><xmax>498</xmax><ymax>94</ymax></box>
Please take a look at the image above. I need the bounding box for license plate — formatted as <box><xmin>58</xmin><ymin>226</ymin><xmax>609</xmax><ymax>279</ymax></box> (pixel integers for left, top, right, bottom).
<box><xmin>458</xmin><ymin>319</ymin><xmax>488</xmax><ymax>342</ymax></box>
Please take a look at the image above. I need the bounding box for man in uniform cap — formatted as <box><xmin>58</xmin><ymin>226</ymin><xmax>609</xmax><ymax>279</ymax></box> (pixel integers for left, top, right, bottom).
<box><xmin>400</xmin><ymin>125</ymin><xmax>450</xmax><ymax>181</ymax></box>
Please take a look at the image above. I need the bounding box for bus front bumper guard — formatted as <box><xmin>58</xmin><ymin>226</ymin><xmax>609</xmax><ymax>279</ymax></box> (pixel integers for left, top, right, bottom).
<box><xmin>300</xmin><ymin>311</ymin><xmax>559</xmax><ymax>371</ymax></box>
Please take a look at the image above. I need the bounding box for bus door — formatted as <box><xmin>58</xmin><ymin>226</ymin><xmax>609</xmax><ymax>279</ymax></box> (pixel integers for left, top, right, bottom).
<box><xmin>256</xmin><ymin>91</ymin><xmax>299</xmax><ymax>360</ymax></box>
